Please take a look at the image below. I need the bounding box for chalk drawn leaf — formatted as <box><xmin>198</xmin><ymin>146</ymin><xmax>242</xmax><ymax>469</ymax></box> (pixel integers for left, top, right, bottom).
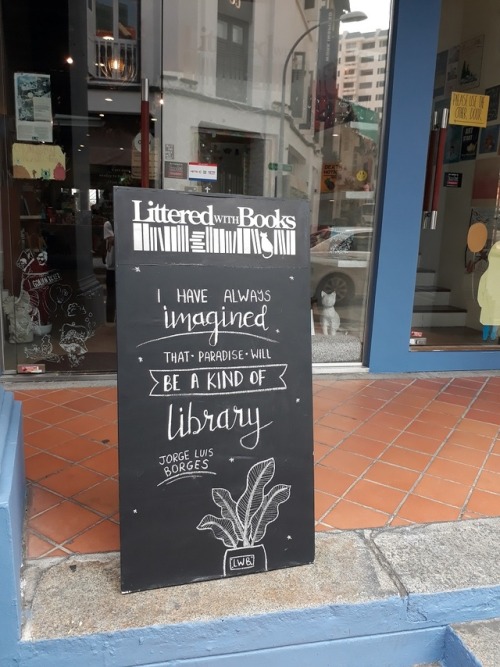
<box><xmin>196</xmin><ymin>514</ymin><xmax>238</xmax><ymax>548</ymax></box>
<box><xmin>212</xmin><ymin>488</ymin><xmax>244</xmax><ymax>541</ymax></box>
<box><xmin>236</xmin><ymin>458</ymin><xmax>275</xmax><ymax>543</ymax></box>
<box><xmin>249</xmin><ymin>484</ymin><xmax>291</xmax><ymax>545</ymax></box>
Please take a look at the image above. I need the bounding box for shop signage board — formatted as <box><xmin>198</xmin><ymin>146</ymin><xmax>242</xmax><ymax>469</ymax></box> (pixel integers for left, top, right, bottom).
<box><xmin>268</xmin><ymin>162</ymin><xmax>293</xmax><ymax>172</ymax></box>
<box><xmin>114</xmin><ymin>188</ymin><xmax>315</xmax><ymax>593</ymax></box>
<box><xmin>164</xmin><ymin>161</ymin><xmax>188</xmax><ymax>179</ymax></box>
<box><xmin>188</xmin><ymin>162</ymin><xmax>218</xmax><ymax>181</ymax></box>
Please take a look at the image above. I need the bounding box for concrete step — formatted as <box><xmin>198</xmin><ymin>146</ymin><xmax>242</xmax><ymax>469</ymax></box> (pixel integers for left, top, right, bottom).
<box><xmin>412</xmin><ymin>305</ymin><xmax>467</xmax><ymax>327</ymax></box>
<box><xmin>414</xmin><ymin>286</ymin><xmax>451</xmax><ymax>307</ymax></box>
<box><xmin>416</xmin><ymin>269</ymin><xmax>436</xmax><ymax>288</ymax></box>
<box><xmin>446</xmin><ymin>618</ymin><xmax>500</xmax><ymax>666</ymax></box>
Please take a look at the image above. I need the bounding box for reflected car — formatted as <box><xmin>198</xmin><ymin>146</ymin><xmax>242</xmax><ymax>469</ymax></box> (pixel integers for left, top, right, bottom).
<box><xmin>310</xmin><ymin>227</ymin><xmax>372</xmax><ymax>305</ymax></box>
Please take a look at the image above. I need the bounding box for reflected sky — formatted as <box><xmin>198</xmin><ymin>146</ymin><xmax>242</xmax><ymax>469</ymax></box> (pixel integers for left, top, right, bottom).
<box><xmin>348</xmin><ymin>0</ymin><xmax>391</xmax><ymax>32</ymax></box>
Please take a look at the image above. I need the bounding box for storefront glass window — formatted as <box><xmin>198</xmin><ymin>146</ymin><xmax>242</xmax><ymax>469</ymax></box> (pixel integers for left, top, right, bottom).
<box><xmin>412</xmin><ymin>0</ymin><xmax>500</xmax><ymax>352</ymax></box>
<box><xmin>0</xmin><ymin>0</ymin><xmax>161</xmax><ymax>373</ymax></box>
<box><xmin>0</xmin><ymin>0</ymin><xmax>390</xmax><ymax>374</ymax></box>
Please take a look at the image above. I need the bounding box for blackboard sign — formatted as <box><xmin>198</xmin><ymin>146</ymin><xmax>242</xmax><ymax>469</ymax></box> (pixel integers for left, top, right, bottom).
<box><xmin>114</xmin><ymin>187</ymin><xmax>314</xmax><ymax>593</ymax></box>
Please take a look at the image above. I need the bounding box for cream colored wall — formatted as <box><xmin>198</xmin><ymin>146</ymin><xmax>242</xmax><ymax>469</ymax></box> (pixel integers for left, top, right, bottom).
<box><xmin>160</xmin><ymin>0</ymin><xmax>322</xmax><ymax>206</ymax></box>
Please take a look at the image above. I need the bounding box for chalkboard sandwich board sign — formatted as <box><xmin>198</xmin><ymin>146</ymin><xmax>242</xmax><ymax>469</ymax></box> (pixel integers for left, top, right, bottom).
<box><xmin>114</xmin><ymin>187</ymin><xmax>315</xmax><ymax>593</ymax></box>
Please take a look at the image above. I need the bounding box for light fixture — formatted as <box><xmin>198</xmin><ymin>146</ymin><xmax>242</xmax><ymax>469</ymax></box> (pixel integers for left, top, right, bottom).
<box><xmin>103</xmin><ymin>35</ymin><xmax>114</xmax><ymax>41</ymax></box>
<box><xmin>53</xmin><ymin>114</ymin><xmax>104</xmax><ymax>128</ymax></box>
<box><xmin>105</xmin><ymin>97</ymin><xmax>113</xmax><ymax>102</ymax></box>
<box><xmin>339</xmin><ymin>10</ymin><xmax>368</xmax><ymax>23</ymax></box>
<box><xmin>99</xmin><ymin>113</ymin><xmax>105</xmax><ymax>117</ymax></box>
<box><xmin>66</xmin><ymin>56</ymin><xmax>74</xmax><ymax>65</ymax></box>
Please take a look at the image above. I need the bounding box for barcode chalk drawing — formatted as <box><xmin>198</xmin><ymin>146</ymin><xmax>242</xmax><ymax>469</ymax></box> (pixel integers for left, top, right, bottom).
<box><xmin>130</xmin><ymin>200</ymin><xmax>297</xmax><ymax>258</ymax></box>
<box><xmin>132</xmin><ymin>224</ymin><xmax>296</xmax><ymax>257</ymax></box>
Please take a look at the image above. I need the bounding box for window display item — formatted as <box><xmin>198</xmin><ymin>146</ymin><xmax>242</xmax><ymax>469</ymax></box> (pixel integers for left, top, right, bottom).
<box><xmin>478</xmin><ymin>242</ymin><xmax>500</xmax><ymax>341</ymax></box>
<box><xmin>320</xmin><ymin>290</ymin><xmax>340</xmax><ymax>336</ymax></box>
<box><xmin>2</xmin><ymin>290</ymin><xmax>34</xmax><ymax>343</ymax></box>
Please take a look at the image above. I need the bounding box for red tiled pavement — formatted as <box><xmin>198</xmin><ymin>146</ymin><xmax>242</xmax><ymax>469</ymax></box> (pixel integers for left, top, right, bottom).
<box><xmin>12</xmin><ymin>374</ymin><xmax>500</xmax><ymax>559</ymax></box>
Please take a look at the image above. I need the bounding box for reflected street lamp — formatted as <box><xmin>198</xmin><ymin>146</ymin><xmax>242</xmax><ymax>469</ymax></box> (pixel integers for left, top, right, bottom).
<box><xmin>276</xmin><ymin>9</ymin><xmax>367</xmax><ymax>199</ymax></box>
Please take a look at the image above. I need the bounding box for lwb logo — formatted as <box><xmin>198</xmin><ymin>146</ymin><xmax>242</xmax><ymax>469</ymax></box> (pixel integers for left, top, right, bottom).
<box><xmin>229</xmin><ymin>554</ymin><xmax>255</xmax><ymax>570</ymax></box>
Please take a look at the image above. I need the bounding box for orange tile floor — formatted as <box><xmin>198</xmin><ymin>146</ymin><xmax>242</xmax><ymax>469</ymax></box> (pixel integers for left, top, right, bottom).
<box><xmin>14</xmin><ymin>374</ymin><xmax>500</xmax><ymax>560</ymax></box>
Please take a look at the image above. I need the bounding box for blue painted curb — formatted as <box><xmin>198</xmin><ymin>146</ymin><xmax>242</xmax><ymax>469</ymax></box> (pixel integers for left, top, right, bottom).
<box><xmin>0</xmin><ymin>387</ymin><xmax>25</xmax><ymax>660</ymax></box>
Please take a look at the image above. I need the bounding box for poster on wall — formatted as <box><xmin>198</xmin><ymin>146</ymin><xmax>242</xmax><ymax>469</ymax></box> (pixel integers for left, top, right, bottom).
<box><xmin>114</xmin><ymin>188</ymin><xmax>315</xmax><ymax>593</ymax></box>
<box><xmin>472</xmin><ymin>158</ymin><xmax>500</xmax><ymax>200</ymax></box>
<box><xmin>485</xmin><ymin>85</ymin><xmax>500</xmax><ymax>121</ymax></box>
<box><xmin>12</xmin><ymin>143</ymin><xmax>65</xmax><ymax>180</ymax></box>
<box><xmin>434</xmin><ymin>50</ymin><xmax>448</xmax><ymax>97</ymax></box>
<box><xmin>458</xmin><ymin>35</ymin><xmax>484</xmax><ymax>91</ymax></box>
<box><xmin>461</xmin><ymin>126</ymin><xmax>480</xmax><ymax>160</ymax></box>
<box><xmin>479</xmin><ymin>125</ymin><xmax>500</xmax><ymax>154</ymax></box>
<box><xmin>14</xmin><ymin>73</ymin><xmax>53</xmax><ymax>143</ymax></box>
<box><xmin>445</xmin><ymin>45</ymin><xmax>460</xmax><ymax>96</ymax></box>
<box><xmin>444</xmin><ymin>125</ymin><xmax>463</xmax><ymax>163</ymax></box>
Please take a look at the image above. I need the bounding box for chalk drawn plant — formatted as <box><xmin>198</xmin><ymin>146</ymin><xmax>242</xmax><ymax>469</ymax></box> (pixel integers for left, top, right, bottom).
<box><xmin>196</xmin><ymin>457</ymin><xmax>290</xmax><ymax>576</ymax></box>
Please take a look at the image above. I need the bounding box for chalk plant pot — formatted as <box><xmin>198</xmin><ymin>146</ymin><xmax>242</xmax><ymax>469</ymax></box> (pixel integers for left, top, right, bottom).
<box><xmin>223</xmin><ymin>544</ymin><xmax>267</xmax><ymax>577</ymax></box>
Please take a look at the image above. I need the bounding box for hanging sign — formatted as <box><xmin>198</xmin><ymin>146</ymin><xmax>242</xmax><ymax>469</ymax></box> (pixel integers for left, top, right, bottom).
<box><xmin>188</xmin><ymin>162</ymin><xmax>218</xmax><ymax>181</ymax></box>
<box><xmin>14</xmin><ymin>73</ymin><xmax>53</xmax><ymax>143</ymax></box>
<box><xmin>12</xmin><ymin>143</ymin><xmax>65</xmax><ymax>180</ymax></box>
<box><xmin>114</xmin><ymin>188</ymin><xmax>315</xmax><ymax>593</ymax></box>
<box><xmin>443</xmin><ymin>172</ymin><xmax>462</xmax><ymax>188</ymax></box>
<box><xmin>449</xmin><ymin>91</ymin><xmax>489</xmax><ymax>127</ymax></box>
<box><xmin>320</xmin><ymin>163</ymin><xmax>340</xmax><ymax>193</ymax></box>
<box><xmin>131</xmin><ymin>134</ymin><xmax>158</xmax><ymax>180</ymax></box>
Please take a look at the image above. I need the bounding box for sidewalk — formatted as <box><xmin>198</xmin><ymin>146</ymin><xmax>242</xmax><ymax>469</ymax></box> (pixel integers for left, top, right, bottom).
<box><xmin>10</xmin><ymin>372</ymin><xmax>500</xmax><ymax>560</ymax></box>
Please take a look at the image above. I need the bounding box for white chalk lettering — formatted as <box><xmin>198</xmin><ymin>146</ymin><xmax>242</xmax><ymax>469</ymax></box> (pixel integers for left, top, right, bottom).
<box><xmin>163</xmin><ymin>304</ymin><xmax>269</xmax><ymax>346</ymax></box>
<box><xmin>166</xmin><ymin>402</ymin><xmax>272</xmax><ymax>449</ymax></box>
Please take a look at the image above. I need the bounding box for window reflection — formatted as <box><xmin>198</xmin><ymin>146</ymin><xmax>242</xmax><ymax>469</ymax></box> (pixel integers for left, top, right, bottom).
<box><xmin>0</xmin><ymin>0</ymin><xmax>390</xmax><ymax>372</ymax></box>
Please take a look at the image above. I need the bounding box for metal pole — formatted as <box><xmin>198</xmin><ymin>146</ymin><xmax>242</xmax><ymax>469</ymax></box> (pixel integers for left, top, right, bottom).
<box><xmin>141</xmin><ymin>78</ymin><xmax>150</xmax><ymax>188</ymax></box>
<box><xmin>429</xmin><ymin>108</ymin><xmax>449</xmax><ymax>230</ymax></box>
<box><xmin>277</xmin><ymin>24</ymin><xmax>322</xmax><ymax>199</ymax></box>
